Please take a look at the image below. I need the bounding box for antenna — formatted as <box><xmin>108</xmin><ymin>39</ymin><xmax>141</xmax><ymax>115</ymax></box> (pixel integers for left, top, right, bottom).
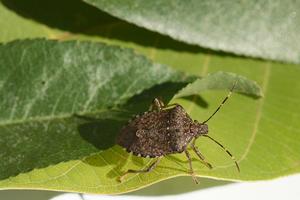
<box><xmin>202</xmin><ymin>81</ymin><xmax>237</xmax><ymax>124</ymax></box>
<box><xmin>203</xmin><ymin>135</ymin><xmax>240</xmax><ymax>172</ymax></box>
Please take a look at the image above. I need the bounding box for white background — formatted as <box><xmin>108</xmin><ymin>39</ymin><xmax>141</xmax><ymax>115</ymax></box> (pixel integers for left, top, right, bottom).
<box><xmin>0</xmin><ymin>173</ymin><xmax>299</xmax><ymax>200</ymax></box>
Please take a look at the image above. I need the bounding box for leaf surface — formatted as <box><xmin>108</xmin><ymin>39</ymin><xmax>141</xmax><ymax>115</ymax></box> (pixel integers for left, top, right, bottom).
<box><xmin>0</xmin><ymin>39</ymin><xmax>188</xmax><ymax>192</ymax></box>
<box><xmin>84</xmin><ymin>0</ymin><xmax>300</xmax><ymax>63</ymax></box>
<box><xmin>0</xmin><ymin>1</ymin><xmax>300</xmax><ymax>195</ymax></box>
<box><xmin>175</xmin><ymin>71</ymin><xmax>263</xmax><ymax>99</ymax></box>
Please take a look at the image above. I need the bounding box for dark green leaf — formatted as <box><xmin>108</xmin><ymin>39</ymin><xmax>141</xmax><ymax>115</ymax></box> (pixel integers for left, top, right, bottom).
<box><xmin>84</xmin><ymin>0</ymin><xmax>300</xmax><ymax>63</ymax></box>
<box><xmin>0</xmin><ymin>38</ymin><xmax>187</xmax><ymax>189</ymax></box>
<box><xmin>0</xmin><ymin>2</ymin><xmax>300</xmax><ymax>194</ymax></box>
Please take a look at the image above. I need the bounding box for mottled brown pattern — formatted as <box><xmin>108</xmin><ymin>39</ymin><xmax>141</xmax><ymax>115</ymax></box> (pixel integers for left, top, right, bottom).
<box><xmin>117</xmin><ymin>105</ymin><xmax>208</xmax><ymax>157</ymax></box>
<box><xmin>117</xmin><ymin>89</ymin><xmax>240</xmax><ymax>183</ymax></box>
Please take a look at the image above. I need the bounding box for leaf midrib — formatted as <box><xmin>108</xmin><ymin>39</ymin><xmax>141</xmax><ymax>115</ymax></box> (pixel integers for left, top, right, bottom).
<box><xmin>210</xmin><ymin>62</ymin><xmax>271</xmax><ymax>171</ymax></box>
<box><xmin>0</xmin><ymin>108</ymin><xmax>114</xmax><ymax>127</ymax></box>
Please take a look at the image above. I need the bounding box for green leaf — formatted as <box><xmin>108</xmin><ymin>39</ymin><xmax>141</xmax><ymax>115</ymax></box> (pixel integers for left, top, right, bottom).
<box><xmin>0</xmin><ymin>1</ymin><xmax>300</xmax><ymax>195</ymax></box>
<box><xmin>0</xmin><ymin>39</ymin><xmax>188</xmax><ymax>192</ymax></box>
<box><xmin>84</xmin><ymin>0</ymin><xmax>300</xmax><ymax>63</ymax></box>
<box><xmin>0</xmin><ymin>39</ymin><xmax>262</xmax><ymax>194</ymax></box>
<box><xmin>174</xmin><ymin>71</ymin><xmax>263</xmax><ymax>99</ymax></box>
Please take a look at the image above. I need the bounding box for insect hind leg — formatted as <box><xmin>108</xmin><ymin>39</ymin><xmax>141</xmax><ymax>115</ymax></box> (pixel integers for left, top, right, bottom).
<box><xmin>118</xmin><ymin>157</ymin><xmax>162</xmax><ymax>182</ymax></box>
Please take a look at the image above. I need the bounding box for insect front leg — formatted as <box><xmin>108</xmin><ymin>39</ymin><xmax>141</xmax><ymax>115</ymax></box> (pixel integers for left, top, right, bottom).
<box><xmin>184</xmin><ymin>150</ymin><xmax>199</xmax><ymax>184</ymax></box>
<box><xmin>150</xmin><ymin>97</ymin><xmax>182</xmax><ymax>111</ymax></box>
<box><xmin>118</xmin><ymin>157</ymin><xmax>162</xmax><ymax>182</ymax></box>
<box><xmin>191</xmin><ymin>139</ymin><xmax>213</xmax><ymax>169</ymax></box>
<box><xmin>149</xmin><ymin>97</ymin><xmax>165</xmax><ymax>111</ymax></box>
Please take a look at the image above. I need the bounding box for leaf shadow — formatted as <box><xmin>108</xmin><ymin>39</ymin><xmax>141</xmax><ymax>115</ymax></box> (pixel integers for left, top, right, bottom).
<box><xmin>0</xmin><ymin>190</ymin><xmax>62</xmax><ymax>200</ymax></box>
<box><xmin>1</xmin><ymin>0</ymin><xmax>241</xmax><ymax>58</ymax></box>
<box><xmin>78</xmin><ymin>81</ymin><xmax>216</xmax><ymax>181</ymax></box>
<box><xmin>127</xmin><ymin>176</ymin><xmax>231</xmax><ymax>196</ymax></box>
<box><xmin>182</xmin><ymin>95</ymin><xmax>209</xmax><ymax>108</ymax></box>
<box><xmin>0</xmin><ymin>81</ymin><xmax>189</xmax><ymax>182</ymax></box>
<box><xmin>77</xmin><ymin>118</ymin><xmax>123</xmax><ymax>150</ymax></box>
<box><xmin>78</xmin><ymin>81</ymin><xmax>190</xmax><ymax>179</ymax></box>
<box><xmin>77</xmin><ymin>81</ymin><xmax>189</xmax><ymax>149</ymax></box>
<box><xmin>119</xmin><ymin>149</ymin><xmax>231</xmax><ymax>196</ymax></box>
<box><xmin>164</xmin><ymin>154</ymin><xmax>214</xmax><ymax>173</ymax></box>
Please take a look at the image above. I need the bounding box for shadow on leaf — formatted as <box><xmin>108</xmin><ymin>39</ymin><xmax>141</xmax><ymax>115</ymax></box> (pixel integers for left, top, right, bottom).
<box><xmin>0</xmin><ymin>81</ymin><xmax>189</xmax><ymax>181</ymax></box>
<box><xmin>1</xmin><ymin>0</ymin><xmax>243</xmax><ymax>58</ymax></box>
<box><xmin>79</xmin><ymin>81</ymin><xmax>190</xmax><ymax>179</ymax></box>
<box><xmin>182</xmin><ymin>95</ymin><xmax>209</xmax><ymax>108</ymax></box>
<box><xmin>128</xmin><ymin>176</ymin><xmax>231</xmax><ymax>196</ymax></box>
<box><xmin>77</xmin><ymin>118</ymin><xmax>123</xmax><ymax>150</ymax></box>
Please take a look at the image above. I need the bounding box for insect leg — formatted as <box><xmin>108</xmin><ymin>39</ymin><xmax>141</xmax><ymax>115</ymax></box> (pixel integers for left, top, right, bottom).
<box><xmin>118</xmin><ymin>157</ymin><xmax>162</xmax><ymax>182</ymax></box>
<box><xmin>203</xmin><ymin>135</ymin><xmax>240</xmax><ymax>172</ymax></box>
<box><xmin>149</xmin><ymin>97</ymin><xmax>165</xmax><ymax>111</ymax></box>
<box><xmin>150</xmin><ymin>97</ymin><xmax>182</xmax><ymax>111</ymax></box>
<box><xmin>184</xmin><ymin>150</ymin><xmax>199</xmax><ymax>184</ymax></box>
<box><xmin>191</xmin><ymin>139</ymin><xmax>213</xmax><ymax>169</ymax></box>
<box><xmin>162</xmin><ymin>103</ymin><xmax>181</xmax><ymax>109</ymax></box>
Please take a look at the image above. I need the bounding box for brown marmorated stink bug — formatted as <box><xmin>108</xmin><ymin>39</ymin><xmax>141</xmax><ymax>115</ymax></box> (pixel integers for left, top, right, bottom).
<box><xmin>117</xmin><ymin>84</ymin><xmax>240</xmax><ymax>183</ymax></box>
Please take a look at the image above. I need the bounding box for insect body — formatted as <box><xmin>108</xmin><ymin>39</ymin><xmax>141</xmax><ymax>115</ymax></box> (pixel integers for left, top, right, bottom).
<box><xmin>117</xmin><ymin>85</ymin><xmax>240</xmax><ymax>183</ymax></box>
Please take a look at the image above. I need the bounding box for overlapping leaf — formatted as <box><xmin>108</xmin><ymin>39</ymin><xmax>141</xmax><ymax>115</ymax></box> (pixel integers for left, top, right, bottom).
<box><xmin>0</xmin><ymin>39</ymin><xmax>187</xmax><ymax>187</ymax></box>
<box><xmin>85</xmin><ymin>0</ymin><xmax>300</xmax><ymax>63</ymax></box>
<box><xmin>0</xmin><ymin>1</ymin><xmax>300</xmax><ymax>195</ymax></box>
<box><xmin>175</xmin><ymin>71</ymin><xmax>263</xmax><ymax>98</ymax></box>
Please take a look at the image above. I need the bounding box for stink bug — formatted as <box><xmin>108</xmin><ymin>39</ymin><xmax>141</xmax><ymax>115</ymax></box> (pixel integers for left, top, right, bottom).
<box><xmin>117</xmin><ymin>84</ymin><xmax>240</xmax><ymax>183</ymax></box>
